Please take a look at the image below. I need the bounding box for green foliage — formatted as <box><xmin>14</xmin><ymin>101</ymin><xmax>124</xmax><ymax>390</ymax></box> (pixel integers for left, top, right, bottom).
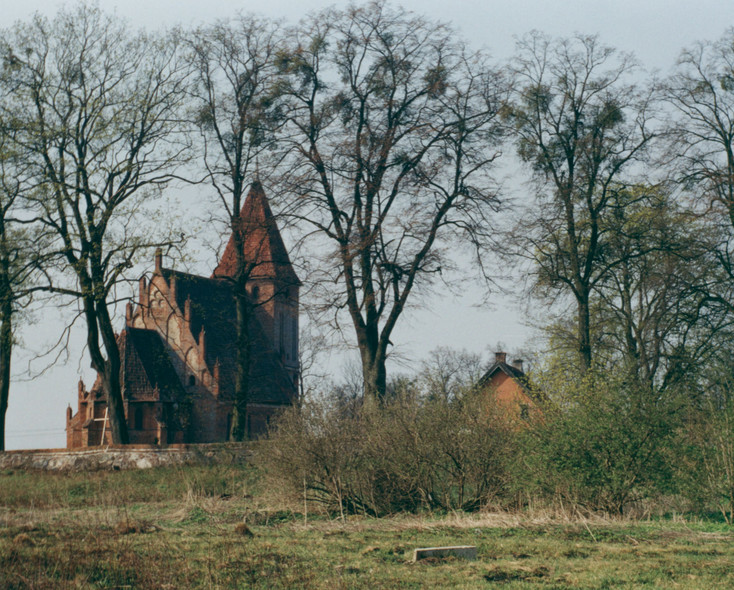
<box><xmin>518</xmin><ymin>364</ymin><xmax>679</xmax><ymax>515</ymax></box>
<box><xmin>678</xmin><ymin>364</ymin><xmax>734</xmax><ymax>523</ymax></box>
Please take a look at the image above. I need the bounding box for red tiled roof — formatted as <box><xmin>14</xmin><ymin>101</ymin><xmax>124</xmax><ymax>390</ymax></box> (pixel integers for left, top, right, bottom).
<box><xmin>120</xmin><ymin>328</ymin><xmax>185</xmax><ymax>403</ymax></box>
<box><xmin>212</xmin><ymin>182</ymin><xmax>300</xmax><ymax>286</ymax></box>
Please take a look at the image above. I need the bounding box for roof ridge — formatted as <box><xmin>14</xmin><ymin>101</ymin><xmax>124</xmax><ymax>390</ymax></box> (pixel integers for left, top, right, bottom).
<box><xmin>211</xmin><ymin>183</ymin><xmax>301</xmax><ymax>285</ymax></box>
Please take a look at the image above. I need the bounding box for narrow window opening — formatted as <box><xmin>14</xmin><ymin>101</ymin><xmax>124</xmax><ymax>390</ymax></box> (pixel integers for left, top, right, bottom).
<box><xmin>134</xmin><ymin>407</ymin><xmax>144</xmax><ymax>431</ymax></box>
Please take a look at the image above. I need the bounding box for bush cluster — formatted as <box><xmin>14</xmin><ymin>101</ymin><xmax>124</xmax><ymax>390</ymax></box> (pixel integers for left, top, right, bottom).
<box><xmin>513</xmin><ymin>368</ymin><xmax>680</xmax><ymax>515</ymax></box>
<box><xmin>262</xmin><ymin>362</ymin><xmax>734</xmax><ymax>520</ymax></box>
<box><xmin>261</xmin><ymin>390</ymin><xmax>515</xmax><ymax>516</ymax></box>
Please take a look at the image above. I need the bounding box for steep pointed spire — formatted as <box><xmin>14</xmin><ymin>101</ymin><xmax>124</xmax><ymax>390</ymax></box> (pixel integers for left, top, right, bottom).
<box><xmin>212</xmin><ymin>182</ymin><xmax>301</xmax><ymax>286</ymax></box>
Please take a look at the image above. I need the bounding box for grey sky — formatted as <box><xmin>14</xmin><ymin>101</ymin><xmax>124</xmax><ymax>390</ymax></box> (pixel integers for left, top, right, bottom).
<box><xmin>6</xmin><ymin>0</ymin><xmax>732</xmax><ymax>71</ymax></box>
<box><xmin>4</xmin><ymin>0</ymin><xmax>733</xmax><ymax>449</ymax></box>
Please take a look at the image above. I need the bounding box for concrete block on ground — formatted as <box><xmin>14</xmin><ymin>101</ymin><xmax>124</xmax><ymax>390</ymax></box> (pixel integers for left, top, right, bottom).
<box><xmin>413</xmin><ymin>545</ymin><xmax>477</xmax><ymax>561</ymax></box>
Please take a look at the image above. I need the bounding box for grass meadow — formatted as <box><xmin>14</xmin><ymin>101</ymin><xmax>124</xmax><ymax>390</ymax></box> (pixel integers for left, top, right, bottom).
<box><xmin>1</xmin><ymin>464</ymin><xmax>733</xmax><ymax>589</ymax></box>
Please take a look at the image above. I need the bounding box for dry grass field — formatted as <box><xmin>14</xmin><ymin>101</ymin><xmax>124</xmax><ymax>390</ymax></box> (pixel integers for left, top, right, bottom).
<box><xmin>1</xmin><ymin>465</ymin><xmax>733</xmax><ymax>589</ymax></box>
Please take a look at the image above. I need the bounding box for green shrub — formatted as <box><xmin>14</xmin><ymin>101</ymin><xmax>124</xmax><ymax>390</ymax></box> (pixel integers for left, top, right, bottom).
<box><xmin>517</xmin><ymin>366</ymin><xmax>679</xmax><ymax>515</ymax></box>
<box><xmin>677</xmin><ymin>369</ymin><xmax>734</xmax><ymax>523</ymax></box>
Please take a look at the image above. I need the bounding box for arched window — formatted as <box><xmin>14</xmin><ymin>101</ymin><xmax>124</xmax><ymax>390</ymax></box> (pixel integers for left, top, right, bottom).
<box><xmin>251</xmin><ymin>285</ymin><xmax>259</xmax><ymax>300</ymax></box>
<box><xmin>188</xmin><ymin>375</ymin><xmax>196</xmax><ymax>387</ymax></box>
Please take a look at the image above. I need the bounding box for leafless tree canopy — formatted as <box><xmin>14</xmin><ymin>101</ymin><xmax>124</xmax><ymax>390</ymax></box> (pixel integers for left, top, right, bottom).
<box><xmin>276</xmin><ymin>2</ymin><xmax>507</xmax><ymax>398</ymax></box>
<box><xmin>0</xmin><ymin>5</ymin><xmax>190</xmax><ymax>443</ymax></box>
<box><xmin>187</xmin><ymin>16</ymin><xmax>287</xmax><ymax>440</ymax></box>
<box><xmin>667</xmin><ymin>31</ymin><xmax>734</xmax><ymax>310</ymax></box>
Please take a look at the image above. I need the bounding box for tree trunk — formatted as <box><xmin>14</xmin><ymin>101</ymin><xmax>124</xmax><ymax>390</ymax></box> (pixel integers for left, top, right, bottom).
<box><xmin>0</xmin><ymin>295</ymin><xmax>11</xmax><ymax>452</ymax></box>
<box><xmin>230</xmin><ymin>286</ymin><xmax>252</xmax><ymax>441</ymax></box>
<box><xmin>229</xmin><ymin>194</ymin><xmax>253</xmax><ymax>441</ymax></box>
<box><xmin>102</xmin><ymin>349</ymin><xmax>127</xmax><ymax>445</ymax></box>
<box><xmin>84</xmin><ymin>297</ymin><xmax>129</xmax><ymax>445</ymax></box>
<box><xmin>360</xmin><ymin>339</ymin><xmax>386</xmax><ymax>402</ymax></box>
<box><xmin>577</xmin><ymin>292</ymin><xmax>592</xmax><ymax>373</ymax></box>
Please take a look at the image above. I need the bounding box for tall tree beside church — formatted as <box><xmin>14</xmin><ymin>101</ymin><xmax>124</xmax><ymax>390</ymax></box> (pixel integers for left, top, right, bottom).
<box><xmin>277</xmin><ymin>2</ymin><xmax>507</xmax><ymax>400</ymax></box>
<box><xmin>506</xmin><ymin>33</ymin><xmax>657</xmax><ymax>371</ymax></box>
<box><xmin>0</xmin><ymin>5</ymin><xmax>190</xmax><ymax>444</ymax></box>
<box><xmin>187</xmin><ymin>16</ymin><xmax>285</xmax><ymax>440</ymax></box>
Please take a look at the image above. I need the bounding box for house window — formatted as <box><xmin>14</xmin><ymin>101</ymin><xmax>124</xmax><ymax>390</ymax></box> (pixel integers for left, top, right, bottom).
<box><xmin>251</xmin><ymin>285</ymin><xmax>259</xmax><ymax>300</ymax></box>
<box><xmin>188</xmin><ymin>375</ymin><xmax>196</xmax><ymax>387</ymax></box>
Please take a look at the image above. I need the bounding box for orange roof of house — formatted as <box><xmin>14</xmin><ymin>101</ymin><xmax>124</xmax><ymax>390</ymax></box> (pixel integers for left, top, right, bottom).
<box><xmin>478</xmin><ymin>357</ymin><xmax>544</xmax><ymax>404</ymax></box>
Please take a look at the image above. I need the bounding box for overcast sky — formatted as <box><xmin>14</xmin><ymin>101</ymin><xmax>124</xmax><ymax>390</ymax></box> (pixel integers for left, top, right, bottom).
<box><xmin>6</xmin><ymin>0</ymin><xmax>733</xmax><ymax>71</ymax></box>
<box><xmin>4</xmin><ymin>0</ymin><xmax>734</xmax><ymax>450</ymax></box>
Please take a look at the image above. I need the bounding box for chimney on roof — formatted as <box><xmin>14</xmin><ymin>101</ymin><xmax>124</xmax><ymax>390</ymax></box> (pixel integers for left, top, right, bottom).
<box><xmin>125</xmin><ymin>301</ymin><xmax>133</xmax><ymax>324</ymax></box>
<box><xmin>184</xmin><ymin>296</ymin><xmax>191</xmax><ymax>325</ymax></box>
<box><xmin>494</xmin><ymin>351</ymin><xmax>507</xmax><ymax>364</ymax></box>
<box><xmin>154</xmin><ymin>247</ymin><xmax>163</xmax><ymax>273</ymax></box>
<box><xmin>512</xmin><ymin>359</ymin><xmax>524</xmax><ymax>373</ymax></box>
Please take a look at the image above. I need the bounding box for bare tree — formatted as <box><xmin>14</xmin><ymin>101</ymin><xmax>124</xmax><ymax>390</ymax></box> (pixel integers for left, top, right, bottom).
<box><xmin>667</xmin><ymin>30</ymin><xmax>734</xmax><ymax>311</ymax></box>
<box><xmin>0</xmin><ymin>5</ymin><xmax>190</xmax><ymax>444</ymax></box>
<box><xmin>507</xmin><ymin>33</ymin><xmax>657</xmax><ymax>371</ymax></box>
<box><xmin>187</xmin><ymin>15</ymin><xmax>290</xmax><ymax>441</ymax></box>
<box><xmin>418</xmin><ymin>347</ymin><xmax>485</xmax><ymax>402</ymax></box>
<box><xmin>276</xmin><ymin>2</ymin><xmax>507</xmax><ymax>400</ymax></box>
<box><xmin>0</xmin><ymin>128</ymin><xmax>46</xmax><ymax>451</ymax></box>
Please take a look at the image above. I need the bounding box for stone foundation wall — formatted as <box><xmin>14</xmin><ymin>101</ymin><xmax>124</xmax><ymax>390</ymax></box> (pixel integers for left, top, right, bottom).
<box><xmin>0</xmin><ymin>443</ymin><xmax>253</xmax><ymax>472</ymax></box>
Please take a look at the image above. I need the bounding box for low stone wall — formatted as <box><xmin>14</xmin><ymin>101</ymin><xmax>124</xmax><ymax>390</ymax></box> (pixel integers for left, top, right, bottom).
<box><xmin>0</xmin><ymin>443</ymin><xmax>253</xmax><ymax>472</ymax></box>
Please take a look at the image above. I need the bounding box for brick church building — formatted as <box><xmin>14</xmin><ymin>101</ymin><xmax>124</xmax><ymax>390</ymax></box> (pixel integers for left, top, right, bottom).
<box><xmin>66</xmin><ymin>182</ymin><xmax>300</xmax><ymax>447</ymax></box>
